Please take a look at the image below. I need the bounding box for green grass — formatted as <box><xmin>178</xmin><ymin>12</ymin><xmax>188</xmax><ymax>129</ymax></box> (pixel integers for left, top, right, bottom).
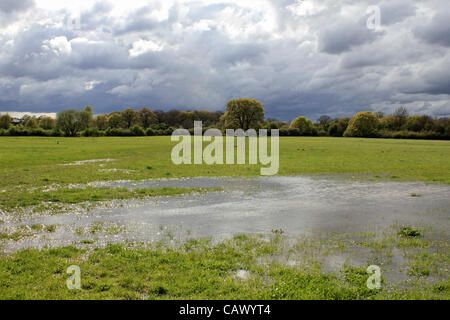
<box><xmin>0</xmin><ymin>186</ymin><xmax>217</xmax><ymax>209</ymax></box>
<box><xmin>0</xmin><ymin>136</ymin><xmax>448</xmax><ymax>300</ymax></box>
<box><xmin>398</xmin><ymin>226</ymin><xmax>422</xmax><ymax>238</ymax></box>
<box><xmin>0</xmin><ymin>235</ymin><xmax>447</xmax><ymax>300</ymax></box>
<box><xmin>0</xmin><ymin>137</ymin><xmax>448</xmax><ymax>195</ymax></box>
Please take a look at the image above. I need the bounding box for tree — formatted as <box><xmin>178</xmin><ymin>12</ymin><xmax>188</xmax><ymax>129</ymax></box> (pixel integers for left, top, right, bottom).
<box><xmin>121</xmin><ymin>108</ymin><xmax>138</xmax><ymax>128</ymax></box>
<box><xmin>344</xmin><ymin>111</ymin><xmax>379</xmax><ymax>137</ymax></box>
<box><xmin>84</xmin><ymin>106</ymin><xmax>93</xmax><ymax>114</ymax></box>
<box><xmin>77</xmin><ymin>110</ymin><xmax>92</xmax><ymax>130</ymax></box>
<box><xmin>405</xmin><ymin>115</ymin><xmax>434</xmax><ymax>132</ymax></box>
<box><xmin>374</xmin><ymin>111</ymin><xmax>384</xmax><ymax>119</ymax></box>
<box><xmin>108</xmin><ymin>112</ymin><xmax>125</xmax><ymax>128</ymax></box>
<box><xmin>393</xmin><ymin>106</ymin><xmax>408</xmax><ymax>118</ymax></box>
<box><xmin>38</xmin><ymin>116</ymin><xmax>55</xmax><ymax>130</ymax></box>
<box><xmin>24</xmin><ymin>117</ymin><xmax>38</xmax><ymax>128</ymax></box>
<box><xmin>56</xmin><ymin>110</ymin><xmax>80</xmax><ymax>136</ymax></box>
<box><xmin>392</xmin><ymin>106</ymin><xmax>408</xmax><ymax>129</ymax></box>
<box><xmin>318</xmin><ymin>115</ymin><xmax>331</xmax><ymax>126</ymax></box>
<box><xmin>138</xmin><ymin>108</ymin><xmax>158</xmax><ymax>129</ymax></box>
<box><xmin>165</xmin><ymin>110</ymin><xmax>181</xmax><ymax>127</ymax></box>
<box><xmin>95</xmin><ymin>114</ymin><xmax>109</xmax><ymax>130</ymax></box>
<box><xmin>0</xmin><ymin>114</ymin><xmax>11</xmax><ymax>129</ymax></box>
<box><xmin>290</xmin><ymin>116</ymin><xmax>314</xmax><ymax>135</ymax></box>
<box><xmin>222</xmin><ymin>98</ymin><xmax>264</xmax><ymax>130</ymax></box>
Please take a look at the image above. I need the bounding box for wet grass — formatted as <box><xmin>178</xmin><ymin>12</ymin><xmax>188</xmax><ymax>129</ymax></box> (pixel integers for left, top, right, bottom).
<box><xmin>0</xmin><ymin>234</ymin><xmax>448</xmax><ymax>300</ymax></box>
<box><xmin>0</xmin><ymin>224</ymin><xmax>57</xmax><ymax>241</ymax></box>
<box><xmin>398</xmin><ymin>226</ymin><xmax>422</xmax><ymax>238</ymax></box>
<box><xmin>0</xmin><ymin>186</ymin><xmax>219</xmax><ymax>210</ymax></box>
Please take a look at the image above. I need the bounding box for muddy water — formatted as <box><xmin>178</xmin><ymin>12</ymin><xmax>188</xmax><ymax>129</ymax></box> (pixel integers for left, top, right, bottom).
<box><xmin>2</xmin><ymin>176</ymin><xmax>449</xmax><ymax>251</ymax></box>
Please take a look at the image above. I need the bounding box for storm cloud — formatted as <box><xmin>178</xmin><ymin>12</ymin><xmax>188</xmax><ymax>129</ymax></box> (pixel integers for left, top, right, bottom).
<box><xmin>0</xmin><ymin>0</ymin><xmax>449</xmax><ymax>121</ymax></box>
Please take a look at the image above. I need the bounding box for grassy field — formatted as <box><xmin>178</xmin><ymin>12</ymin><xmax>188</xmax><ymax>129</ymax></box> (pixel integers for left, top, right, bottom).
<box><xmin>0</xmin><ymin>136</ymin><xmax>449</xmax><ymax>300</ymax></box>
<box><xmin>0</xmin><ymin>232</ymin><xmax>448</xmax><ymax>300</ymax></box>
<box><xmin>0</xmin><ymin>137</ymin><xmax>449</xmax><ymax>193</ymax></box>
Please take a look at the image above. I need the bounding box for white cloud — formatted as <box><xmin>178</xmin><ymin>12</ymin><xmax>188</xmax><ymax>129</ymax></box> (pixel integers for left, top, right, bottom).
<box><xmin>42</xmin><ymin>36</ymin><xmax>71</xmax><ymax>55</ymax></box>
<box><xmin>129</xmin><ymin>39</ymin><xmax>164</xmax><ymax>57</ymax></box>
<box><xmin>84</xmin><ymin>80</ymin><xmax>101</xmax><ymax>90</ymax></box>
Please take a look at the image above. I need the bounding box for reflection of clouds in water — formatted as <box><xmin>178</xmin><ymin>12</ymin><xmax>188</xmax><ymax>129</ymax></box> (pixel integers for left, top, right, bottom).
<box><xmin>1</xmin><ymin>176</ymin><xmax>449</xmax><ymax>253</ymax></box>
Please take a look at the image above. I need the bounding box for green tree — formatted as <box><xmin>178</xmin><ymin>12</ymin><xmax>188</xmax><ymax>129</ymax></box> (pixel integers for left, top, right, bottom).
<box><xmin>77</xmin><ymin>111</ymin><xmax>92</xmax><ymax>130</ymax></box>
<box><xmin>0</xmin><ymin>114</ymin><xmax>11</xmax><ymax>129</ymax></box>
<box><xmin>122</xmin><ymin>108</ymin><xmax>138</xmax><ymax>128</ymax></box>
<box><xmin>24</xmin><ymin>117</ymin><xmax>38</xmax><ymax>128</ymax></box>
<box><xmin>138</xmin><ymin>108</ymin><xmax>158</xmax><ymax>129</ymax></box>
<box><xmin>344</xmin><ymin>111</ymin><xmax>379</xmax><ymax>137</ymax></box>
<box><xmin>95</xmin><ymin>114</ymin><xmax>109</xmax><ymax>130</ymax></box>
<box><xmin>222</xmin><ymin>98</ymin><xmax>264</xmax><ymax>130</ymax></box>
<box><xmin>56</xmin><ymin>110</ymin><xmax>78</xmax><ymax>136</ymax></box>
<box><xmin>405</xmin><ymin>115</ymin><xmax>434</xmax><ymax>132</ymax></box>
<box><xmin>290</xmin><ymin>116</ymin><xmax>314</xmax><ymax>135</ymax></box>
<box><xmin>108</xmin><ymin>112</ymin><xmax>125</xmax><ymax>128</ymax></box>
<box><xmin>38</xmin><ymin>116</ymin><xmax>55</xmax><ymax>130</ymax></box>
<box><xmin>56</xmin><ymin>110</ymin><xmax>89</xmax><ymax>136</ymax></box>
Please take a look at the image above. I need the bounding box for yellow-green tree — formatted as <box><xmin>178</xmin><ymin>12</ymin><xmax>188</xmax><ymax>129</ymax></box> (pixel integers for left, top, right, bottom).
<box><xmin>222</xmin><ymin>98</ymin><xmax>264</xmax><ymax>130</ymax></box>
<box><xmin>344</xmin><ymin>111</ymin><xmax>379</xmax><ymax>137</ymax></box>
<box><xmin>289</xmin><ymin>116</ymin><xmax>314</xmax><ymax>135</ymax></box>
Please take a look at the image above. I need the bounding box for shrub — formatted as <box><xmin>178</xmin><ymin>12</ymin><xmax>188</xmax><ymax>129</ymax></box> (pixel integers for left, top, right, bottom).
<box><xmin>50</xmin><ymin>128</ymin><xmax>63</xmax><ymax>137</ymax></box>
<box><xmin>378</xmin><ymin>130</ymin><xmax>445</xmax><ymax>140</ymax></box>
<box><xmin>145</xmin><ymin>128</ymin><xmax>155</xmax><ymax>136</ymax></box>
<box><xmin>7</xmin><ymin>126</ymin><xmax>28</xmax><ymax>136</ymax></box>
<box><xmin>30</xmin><ymin>128</ymin><xmax>48</xmax><ymax>136</ymax></box>
<box><xmin>344</xmin><ymin>111</ymin><xmax>379</xmax><ymax>137</ymax></box>
<box><xmin>163</xmin><ymin>127</ymin><xmax>175</xmax><ymax>136</ymax></box>
<box><xmin>83</xmin><ymin>128</ymin><xmax>102</xmax><ymax>137</ymax></box>
<box><xmin>130</xmin><ymin>125</ymin><xmax>145</xmax><ymax>136</ymax></box>
<box><xmin>287</xmin><ymin>128</ymin><xmax>300</xmax><ymax>136</ymax></box>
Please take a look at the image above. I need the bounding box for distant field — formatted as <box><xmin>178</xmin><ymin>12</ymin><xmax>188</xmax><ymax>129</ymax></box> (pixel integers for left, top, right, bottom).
<box><xmin>0</xmin><ymin>136</ymin><xmax>449</xmax><ymax>192</ymax></box>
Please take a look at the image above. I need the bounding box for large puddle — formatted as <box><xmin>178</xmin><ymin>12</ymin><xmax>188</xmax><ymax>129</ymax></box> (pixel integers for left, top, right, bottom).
<box><xmin>2</xmin><ymin>176</ymin><xmax>449</xmax><ymax>251</ymax></box>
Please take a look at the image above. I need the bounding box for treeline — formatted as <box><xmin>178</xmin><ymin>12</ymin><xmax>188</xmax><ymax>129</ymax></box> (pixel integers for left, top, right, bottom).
<box><xmin>0</xmin><ymin>100</ymin><xmax>449</xmax><ymax>140</ymax></box>
<box><xmin>288</xmin><ymin>107</ymin><xmax>450</xmax><ymax>140</ymax></box>
<box><xmin>0</xmin><ymin>107</ymin><xmax>223</xmax><ymax>137</ymax></box>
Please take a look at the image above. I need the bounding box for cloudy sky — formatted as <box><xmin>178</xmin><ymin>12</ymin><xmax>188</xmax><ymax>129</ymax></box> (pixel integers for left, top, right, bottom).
<box><xmin>0</xmin><ymin>0</ymin><xmax>449</xmax><ymax>121</ymax></box>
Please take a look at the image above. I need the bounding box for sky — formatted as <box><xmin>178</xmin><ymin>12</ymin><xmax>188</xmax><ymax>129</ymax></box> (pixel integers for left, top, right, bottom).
<box><xmin>0</xmin><ymin>0</ymin><xmax>449</xmax><ymax>121</ymax></box>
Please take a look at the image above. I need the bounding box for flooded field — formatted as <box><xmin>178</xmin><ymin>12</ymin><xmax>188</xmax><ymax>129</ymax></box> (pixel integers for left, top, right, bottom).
<box><xmin>1</xmin><ymin>175</ymin><xmax>449</xmax><ymax>295</ymax></box>
<box><xmin>1</xmin><ymin>176</ymin><xmax>448</xmax><ymax>249</ymax></box>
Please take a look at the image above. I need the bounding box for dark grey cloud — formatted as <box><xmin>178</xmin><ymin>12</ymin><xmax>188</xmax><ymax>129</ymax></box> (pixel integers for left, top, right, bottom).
<box><xmin>380</xmin><ymin>0</ymin><xmax>417</xmax><ymax>26</ymax></box>
<box><xmin>0</xmin><ymin>0</ymin><xmax>34</xmax><ymax>13</ymax></box>
<box><xmin>0</xmin><ymin>0</ymin><xmax>34</xmax><ymax>27</ymax></box>
<box><xmin>415</xmin><ymin>8</ymin><xmax>450</xmax><ymax>47</ymax></box>
<box><xmin>318</xmin><ymin>20</ymin><xmax>382</xmax><ymax>55</ymax></box>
